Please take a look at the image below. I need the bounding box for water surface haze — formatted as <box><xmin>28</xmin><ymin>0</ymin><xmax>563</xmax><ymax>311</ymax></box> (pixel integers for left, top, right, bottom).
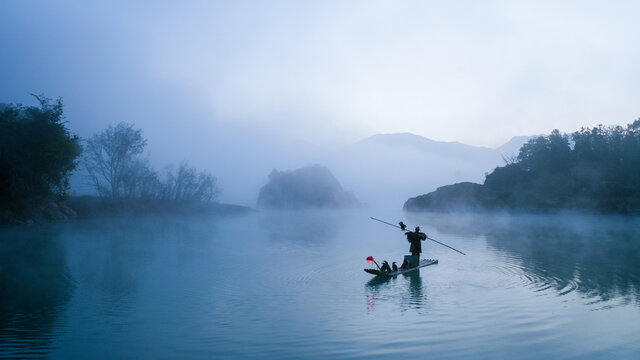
<box><xmin>1</xmin><ymin>210</ymin><xmax>639</xmax><ymax>359</ymax></box>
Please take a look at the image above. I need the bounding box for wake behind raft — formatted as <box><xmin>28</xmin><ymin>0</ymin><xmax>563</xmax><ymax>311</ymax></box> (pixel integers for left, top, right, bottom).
<box><xmin>364</xmin><ymin>217</ymin><xmax>466</xmax><ymax>277</ymax></box>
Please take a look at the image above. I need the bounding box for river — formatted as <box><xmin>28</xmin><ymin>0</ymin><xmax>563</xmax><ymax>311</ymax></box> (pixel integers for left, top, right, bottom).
<box><xmin>1</xmin><ymin>209</ymin><xmax>639</xmax><ymax>359</ymax></box>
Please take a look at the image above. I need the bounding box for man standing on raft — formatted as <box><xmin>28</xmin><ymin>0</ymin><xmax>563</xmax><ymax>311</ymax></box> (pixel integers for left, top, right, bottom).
<box><xmin>407</xmin><ymin>226</ymin><xmax>427</xmax><ymax>256</ymax></box>
<box><xmin>401</xmin><ymin>226</ymin><xmax>427</xmax><ymax>269</ymax></box>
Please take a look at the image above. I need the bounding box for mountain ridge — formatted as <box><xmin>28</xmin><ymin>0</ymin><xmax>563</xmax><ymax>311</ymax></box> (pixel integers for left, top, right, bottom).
<box><xmin>325</xmin><ymin>132</ymin><xmax>536</xmax><ymax>207</ymax></box>
<box><xmin>350</xmin><ymin>132</ymin><xmax>532</xmax><ymax>156</ymax></box>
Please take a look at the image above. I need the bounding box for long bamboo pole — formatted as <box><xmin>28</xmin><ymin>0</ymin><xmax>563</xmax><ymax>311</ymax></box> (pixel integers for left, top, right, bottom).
<box><xmin>369</xmin><ymin>217</ymin><xmax>466</xmax><ymax>256</ymax></box>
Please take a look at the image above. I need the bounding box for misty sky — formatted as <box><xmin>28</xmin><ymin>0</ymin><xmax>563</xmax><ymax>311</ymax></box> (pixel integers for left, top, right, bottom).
<box><xmin>2</xmin><ymin>0</ymin><xmax>640</xmax><ymax>204</ymax></box>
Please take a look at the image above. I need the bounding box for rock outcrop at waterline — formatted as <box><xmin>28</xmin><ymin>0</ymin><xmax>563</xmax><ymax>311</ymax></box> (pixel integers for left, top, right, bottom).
<box><xmin>0</xmin><ymin>201</ymin><xmax>78</xmax><ymax>226</ymax></box>
<box><xmin>403</xmin><ymin>182</ymin><xmax>488</xmax><ymax>212</ymax></box>
<box><xmin>257</xmin><ymin>165</ymin><xmax>362</xmax><ymax>209</ymax></box>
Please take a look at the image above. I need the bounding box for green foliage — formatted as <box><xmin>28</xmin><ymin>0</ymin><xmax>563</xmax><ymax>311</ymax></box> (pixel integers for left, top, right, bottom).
<box><xmin>406</xmin><ymin>119</ymin><xmax>640</xmax><ymax>213</ymax></box>
<box><xmin>485</xmin><ymin>120</ymin><xmax>640</xmax><ymax>212</ymax></box>
<box><xmin>0</xmin><ymin>96</ymin><xmax>81</xmax><ymax>215</ymax></box>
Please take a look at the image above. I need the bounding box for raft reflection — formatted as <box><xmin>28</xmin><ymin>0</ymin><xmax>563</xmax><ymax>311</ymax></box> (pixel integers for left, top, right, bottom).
<box><xmin>365</xmin><ymin>270</ymin><xmax>426</xmax><ymax>312</ymax></box>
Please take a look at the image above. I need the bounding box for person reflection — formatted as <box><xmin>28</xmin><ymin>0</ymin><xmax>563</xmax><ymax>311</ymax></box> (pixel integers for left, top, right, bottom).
<box><xmin>404</xmin><ymin>271</ymin><xmax>424</xmax><ymax>308</ymax></box>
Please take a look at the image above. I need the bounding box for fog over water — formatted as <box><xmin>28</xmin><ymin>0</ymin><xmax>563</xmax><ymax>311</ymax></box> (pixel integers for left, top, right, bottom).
<box><xmin>1</xmin><ymin>210</ymin><xmax>639</xmax><ymax>359</ymax></box>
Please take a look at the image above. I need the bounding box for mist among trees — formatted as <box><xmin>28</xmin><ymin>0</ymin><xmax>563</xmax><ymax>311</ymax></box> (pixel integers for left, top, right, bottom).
<box><xmin>0</xmin><ymin>97</ymin><xmax>228</xmax><ymax>224</ymax></box>
<box><xmin>84</xmin><ymin>122</ymin><xmax>220</xmax><ymax>203</ymax></box>
<box><xmin>406</xmin><ymin>120</ymin><xmax>640</xmax><ymax>213</ymax></box>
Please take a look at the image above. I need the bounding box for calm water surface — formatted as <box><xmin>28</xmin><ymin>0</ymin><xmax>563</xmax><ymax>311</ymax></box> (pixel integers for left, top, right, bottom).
<box><xmin>1</xmin><ymin>210</ymin><xmax>639</xmax><ymax>359</ymax></box>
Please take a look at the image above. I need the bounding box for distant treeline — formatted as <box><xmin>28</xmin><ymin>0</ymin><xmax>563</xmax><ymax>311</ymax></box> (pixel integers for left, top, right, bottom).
<box><xmin>1</xmin><ymin>96</ymin><xmax>224</xmax><ymax>224</ymax></box>
<box><xmin>405</xmin><ymin>120</ymin><xmax>640</xmax><ymax>213</ymax></box>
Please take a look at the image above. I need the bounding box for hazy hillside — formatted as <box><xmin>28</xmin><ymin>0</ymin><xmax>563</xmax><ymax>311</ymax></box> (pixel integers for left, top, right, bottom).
<box><xmin>256</xmin><ymin>165</ymin><xmax>362</xmax><ymax>209</ymax></box>
<box><xmin>326</xmin><ymin>133</ymin><xmax>533</xmax><ymax>207</ymax></box>
<box><xmin>69</xmin><ymin>130</ymin><xmax>532</xmax><ymax>209</ymax></box>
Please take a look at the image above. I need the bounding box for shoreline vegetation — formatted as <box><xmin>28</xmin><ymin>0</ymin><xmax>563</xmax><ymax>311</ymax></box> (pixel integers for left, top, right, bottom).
<box><xmin>0</xmin><ymin>97</ymin><xmax>251</xmax><ymax>227</ymax></box>
<box><xmin>1</xmin><ymin>196</ymin><xmax>253</xmax><ymax>226</ymax></box>
<box><xmin>66</xmin><ymin>196</ymin><xmax>252</xmax><ymax>219</ymax></box>
<box><xmin>405</xmin><ymin>121</ymin><xmax>640</xmax><ymax>214</ymax></box>
<box><xmin>4</xmin><ymin>96</ymin><xmax>640</xmax><ymax>224</ymax></box>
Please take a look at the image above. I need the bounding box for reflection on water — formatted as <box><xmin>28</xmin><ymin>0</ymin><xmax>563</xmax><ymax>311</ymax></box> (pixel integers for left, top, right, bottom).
<box><xmin>409</xmin><ymin>212</ymin><xmax>640</xmax><ymax>307</ymax></box>
<box><xmin>259</xmin><ymin>209</ymin><xmax>348</xmax><ymax>245</ymax></box>
<box><xmin>1</xmin><ymin>211</ymin><xmax>639</xmax><ymax>359</ymax></box>
<box><xmin>365</xmin><ymin>274</ymin><xmax>394</xmax><ymax>288</ymax></box>
<box><xmin>365</xmin><ymin>271</ymin><xmax>426</xmax><ymax>312</ymax></box>
<box><xmin>405</xmin><ymin>271</ymin><xmax>424</xmax><ymax>308</ymax></box>
<box><xmin>0</xmin><ymin>226</ymin><xmax>74</xmax><ymax>359</ymax></box>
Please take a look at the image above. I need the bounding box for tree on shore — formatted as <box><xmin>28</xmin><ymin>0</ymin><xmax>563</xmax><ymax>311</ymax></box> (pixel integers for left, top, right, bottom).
<box><xmin>84</xmin><ymin>123</ymin><xmax>220</xmax><ymax>202</ymax></box>
<box><xmin>162</xmin><ymin>162</ymin><xmax>220</xmax><ymax>202</ymax></box>
<box><xmin>84</xmin><ymin>122</ymin><xmax>148</xmax><ymax>199</ymax></box>
<box><xmin>0</xmin><ymin>96</ymin><xmax>81</xmax><ymax>216</ymax></box>
<box><xmin>486</xmin><ymin>120</ymin><xmax>640</xmax><ymax>211</ymax></box>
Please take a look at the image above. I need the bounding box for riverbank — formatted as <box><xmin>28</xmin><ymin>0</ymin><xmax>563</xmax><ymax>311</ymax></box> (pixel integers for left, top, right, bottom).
<box><xmin>403</xmin><ymin>181</ymin><xmax>640</xmax><ymax>214</ymax></box>
<box><xmin>0</xmin><ymin>195</ymin><xmax>254</xmax><ymax>226</ymax></box>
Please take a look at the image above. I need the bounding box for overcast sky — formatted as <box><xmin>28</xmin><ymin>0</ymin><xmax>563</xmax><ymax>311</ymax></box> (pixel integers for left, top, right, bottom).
<box><xmin>2</xmin><ymin>0</ymin><xmax>640</xmax><ymax>204</ymax></box>
<box><xmin>2</xmin><ymin>0</ymin><xmax>639</xmax><ymax>148</ymax></box>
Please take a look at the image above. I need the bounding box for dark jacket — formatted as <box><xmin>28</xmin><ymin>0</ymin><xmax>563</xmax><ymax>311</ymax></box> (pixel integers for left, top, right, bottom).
<box><xmin>406</xmin><ymin>231</ymin><xmax>427</xmax><ymax>254</ymax></box>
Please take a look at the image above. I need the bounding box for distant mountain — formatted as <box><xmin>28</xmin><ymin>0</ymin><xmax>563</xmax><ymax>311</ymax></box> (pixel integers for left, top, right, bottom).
<box><xmin>182</xmin><ymin>130</ymin><xmax>535</xmax><ymax>208</ymax></box>
<box><xmin>256</xmin><ymin>165</ymin><xmax>362</xmax><ymax>209</ymax></box>
<box><xmin>354</xmin><ymin>133</ymin><xmax>496</xmax><ymax>158</ymax></box>
<box><xmin>326</xmin><ymin>133</ymin><xmax>532</xmax><ymax>207</ymax></box>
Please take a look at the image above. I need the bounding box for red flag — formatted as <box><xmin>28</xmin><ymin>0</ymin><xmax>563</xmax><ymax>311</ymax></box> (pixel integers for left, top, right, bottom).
<box><xmin>366</xmin><ymin>256</ymin><xmax>375</xmax><ymax>263</ymax></box>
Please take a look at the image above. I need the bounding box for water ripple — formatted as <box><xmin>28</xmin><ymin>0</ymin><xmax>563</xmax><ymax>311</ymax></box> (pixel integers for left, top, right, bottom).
<box><xmin>490</xmin><ymin>252</ymin><xmax>583</xmax><ymax>299</ymax></box>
